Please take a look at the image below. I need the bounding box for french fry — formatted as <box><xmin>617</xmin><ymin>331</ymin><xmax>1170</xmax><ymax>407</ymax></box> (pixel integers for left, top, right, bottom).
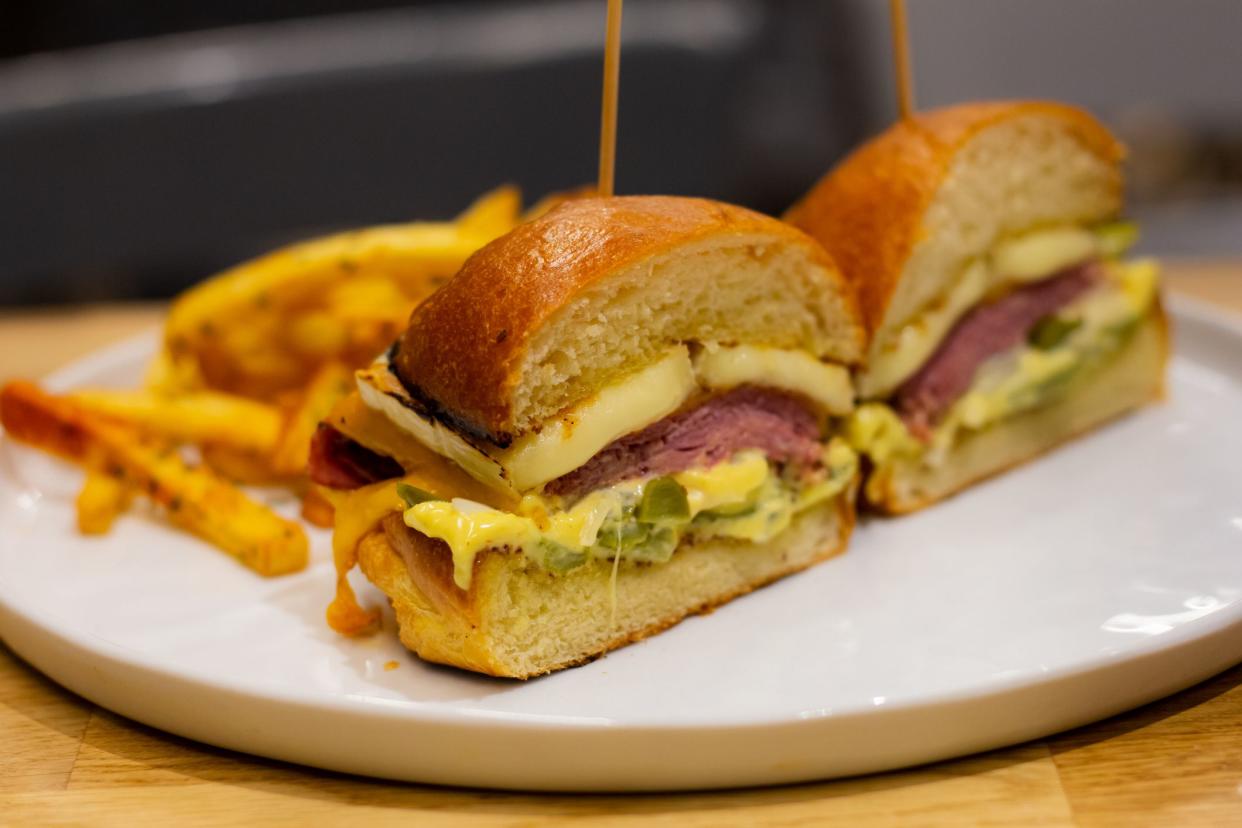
<box><xmin>67</xmin><ymin>389</ymin><xmax>283</xmax><ymax>455</ymax></box>
<box><xmin>456</xmin><ymin>184</ymin><xmax>522</xmax><ymax>237</ymax></box>
<box><xmin>2</xmin><ymin>187</ymin><xmax>539</xmax><ymax>574</ymax></box>
<box><xmin>271</xmin><ymin>361</ymin><xmax>354</xmax><ymax>477</ymax></box>
<box><xmin>201</xmin><ymin>444</ymin><xmax>290</xmax><ymax>486</ymax></box>
<box><xmin>143</xmin><ymin>347</ymin><xmax>205</xmax><ymax>395</ymax></box>
<box><xmin>75</xmin><ymin>470</ymin><xmax>133</xmax><ymax>534</ymax></box>
<box><xmin>1</xmin><ymin>381</ymin><xmax>307</xmax><ymax>576</ymax></box>
<box><xmin>163</xmin><ymin>186</ymin><xmax>521</xmax><ymax>398</ymax></box>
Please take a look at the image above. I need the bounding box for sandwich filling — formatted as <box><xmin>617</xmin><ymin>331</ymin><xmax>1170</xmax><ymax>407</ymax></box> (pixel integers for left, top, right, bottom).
<box><xmin>313</xmin><ymin>345</ymin><xmax>858</xmax><ymax>607</ymax></box>
<box><xmin>846</xmin><ymin>221</ymin><xmax>1160</xmax><ymax>493</ymax></box>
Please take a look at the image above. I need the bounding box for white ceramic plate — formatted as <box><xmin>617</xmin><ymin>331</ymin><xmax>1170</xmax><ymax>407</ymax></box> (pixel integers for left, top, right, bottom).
<box><xmin>2</xmin><ymin>298</ymin><xmax>1241</xmax><ymax>792</ymax></box>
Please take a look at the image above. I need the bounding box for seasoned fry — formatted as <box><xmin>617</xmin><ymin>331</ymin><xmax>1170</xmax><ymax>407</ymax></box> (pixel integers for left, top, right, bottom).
<box><xmin>67</xmin><ymin>389</ymin><xmax>283</xmax><ymax>455</ymax></box>
<box><xmin>143</xmin><ymin>347</ymin><xmax>205</xmax><ymax>395</ymax></box>
<box><xmin>2</xmin><ymin>186</ymin><xmax>545</xmax><ymax>577</ymax></box>
<box><xmin>163</xmin><ymin>186</ymin><xmax>521</xmax><ymax>398</ymax></box>
<box><xmin>456</xmin><ymin>184</ymin><xmax>522</xmax><ymax>237</ymax></box>
<box><xmin>200</xmin><ymin>444</ymin><xmax>290</xmax><ymax>486</ymax></box>
<box><xmin>1</xmin><ymin>381</ymin><xmax>307</xmax><ymax>576</ymax></box>
<box><xmin>271</xmin><ymin>361</ymin><xmax>354</xmax><ymax>477</ymax></box>
<box><xmin>76</xmin><ymin>471</ymin><xmax>133</xmax><ymax>534</ymax></box>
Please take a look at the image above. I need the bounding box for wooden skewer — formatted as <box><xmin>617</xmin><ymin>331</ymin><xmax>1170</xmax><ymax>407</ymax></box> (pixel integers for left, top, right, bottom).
<box><xmin>888</xmin><ymin>0</ymin><xmax>915</xmax><ymax>121</ymax></box>
<box><xmin>598</xmin><ymin>0</ymin><xmax>624</xmax><ymax>197</ymax></box>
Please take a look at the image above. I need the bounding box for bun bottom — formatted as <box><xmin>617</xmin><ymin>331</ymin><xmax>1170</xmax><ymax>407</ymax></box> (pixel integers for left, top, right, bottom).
<box><xmin>356</xmin><ymin>491</ymin><xmax>856</xmax><ymax>679</ymax></box>
<box><xmin>868</xmin><ymin>305</ymin><xmax>1169</xmax><ymax>514</ymax></box>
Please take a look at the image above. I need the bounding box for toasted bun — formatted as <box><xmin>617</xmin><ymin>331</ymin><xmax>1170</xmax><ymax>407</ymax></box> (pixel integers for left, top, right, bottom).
<box><xmin>786</xmin><ymin>101</ymin><xmax>1125</xmax><ymax>348</ymax></box>
<box><xmin>395</xmin><ymin>196</ymin><xmax>864</xmax><ymax>443</ymax></box>
<box><xmin>358</xmin><ymin>494</ymin><xmax>855</xmax><ymax>679</ymax></box>
<box><xmin>867</xmin><ymin>306</ymin><xmax>1167</xmax><ymax>513</ymax></box>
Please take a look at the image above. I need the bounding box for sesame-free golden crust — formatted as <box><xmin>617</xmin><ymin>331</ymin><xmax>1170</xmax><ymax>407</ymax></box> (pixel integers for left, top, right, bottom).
<box><xmin>394</xmin><ymin>195</ymin><xmax>860</xmax><ymax>442</ymax></box>
<box><xmin>785</xmin><ymin>101</ymin><xmax>1126</xmax><ymax>336</ymax></box>
<box><xmin>358</xmin><ymin>492</ymin><xmax>857</xmax><ymax>679</ymax></box>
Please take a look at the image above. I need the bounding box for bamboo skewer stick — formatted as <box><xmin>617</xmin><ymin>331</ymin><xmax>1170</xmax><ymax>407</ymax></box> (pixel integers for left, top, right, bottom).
<box><xmin>888</xmin><ymin>0</ymin><xmax>916</xmax><ymax>120</ymax></box>
<box><xmin>597</xmin><ymin>0</ymin><xmax>624</xmax><ymax>197</ymax></box>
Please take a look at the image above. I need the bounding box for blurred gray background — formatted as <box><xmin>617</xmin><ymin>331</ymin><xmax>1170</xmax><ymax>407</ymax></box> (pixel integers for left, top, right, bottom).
<box><xmin>1</xmin><ymin>0</ymin><xmax>1239</xmax><ymax>304</ymax></box>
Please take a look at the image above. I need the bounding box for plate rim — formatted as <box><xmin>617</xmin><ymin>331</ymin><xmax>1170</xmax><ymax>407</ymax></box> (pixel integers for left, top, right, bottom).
<box><xmin>4</xmin><ymin>295</ymin><xmax>1242</xmax><ymax>732</ymax></box>
<box><xmin>1</xmin><ymin>298</ymin><xmax>1241</xmax><ymax>789</ymax></box>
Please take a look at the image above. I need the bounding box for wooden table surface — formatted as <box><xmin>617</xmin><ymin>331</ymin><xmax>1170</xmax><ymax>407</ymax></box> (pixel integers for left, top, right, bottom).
<box><xmin>2</xmin><ymin>262</ymin><xmax>1242</xmax><ymax>827</ymax></box>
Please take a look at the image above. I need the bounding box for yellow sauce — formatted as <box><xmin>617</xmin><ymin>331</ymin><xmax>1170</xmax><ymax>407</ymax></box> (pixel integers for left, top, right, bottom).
<box><xmin>404</xmin><ymin>445</ymin><xmax>855</xmax><ymax>590</ymax></box>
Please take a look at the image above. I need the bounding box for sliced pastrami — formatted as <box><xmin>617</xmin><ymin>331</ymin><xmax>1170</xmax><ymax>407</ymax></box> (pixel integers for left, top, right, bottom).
<box><xmin>308</xmin><ymin>424</ymin><xmax>404</xmax><ymax>489</ymax></box>
<box><xmin>893</xmin><ymin>261</ymin><xmax>1102</xmax><ymax>440</ymax></box>
<box><xmin>545</xmin><ymin>386</ymin><xmax>822</xmax><ymax>499</ymax></box>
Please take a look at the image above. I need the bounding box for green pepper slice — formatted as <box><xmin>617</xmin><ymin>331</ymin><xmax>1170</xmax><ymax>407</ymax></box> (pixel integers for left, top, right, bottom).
<box><xmin>396</xmin><ymin>483</ymin><xmax>437</xmax><ymax>508</ymax></box>
<box><xmin>540</xmin><ymin>539</ymin><xmax>588</xmax><ymax>573</ymax></box>
<box><xmin>1028</xmin><ymin>316</ymin><xmax>1082</xmax><ymax>351</ymax></box>
<box><xmin>636</xmin><ymin>476</ymin><xmax>690</xmax><ymax>525</ymax></box>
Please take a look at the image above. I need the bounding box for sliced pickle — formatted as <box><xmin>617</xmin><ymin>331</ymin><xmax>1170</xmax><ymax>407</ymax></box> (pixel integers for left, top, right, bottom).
<box><xmin>625</xmin><ymin>526</ymin><xmax>678</xmax><ymax>564</ymax></box>
<box><xmin>539</xmin><ymin>538</ymin><xmax>587</xmax><ymax>573</ymax></box>
<box><xmin>636</xmin><ymin>476</ymin><xmax>691</xmax><ymax>525</ymax></box>
<box><xmin>1028</xmin><ymin>316</ymin><xmax>1083</xmax><ymax>350</ymax></box>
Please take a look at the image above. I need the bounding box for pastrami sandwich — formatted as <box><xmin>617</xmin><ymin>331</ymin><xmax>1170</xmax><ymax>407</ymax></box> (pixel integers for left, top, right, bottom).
<box><xmin>786</xmin><ymin>101</ymin><xmax>1167</xmax><ymax>513</ymax></box>
<box><xmin>311</xmin><ymin>195</ymin><xmax>866</xmax><ymax>678</ymax></box>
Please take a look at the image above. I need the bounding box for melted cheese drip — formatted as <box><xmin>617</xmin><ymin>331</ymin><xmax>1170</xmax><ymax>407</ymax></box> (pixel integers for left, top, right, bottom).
<box><xmin>321</xmin><ymin>457</ymin><xmax>518</xmax><ymax>636</ymax></box>
<box><xmin>323</xmin><ymin>479</ymin><xmax>402</xmax><ymax>636</ymax></box>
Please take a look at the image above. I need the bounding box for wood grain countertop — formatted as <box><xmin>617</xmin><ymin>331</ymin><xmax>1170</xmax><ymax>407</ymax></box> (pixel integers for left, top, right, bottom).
<box><xmin>2</xmin><ymin>261</ymin><xmax>1241</xmax><ymax>826</ymax></box>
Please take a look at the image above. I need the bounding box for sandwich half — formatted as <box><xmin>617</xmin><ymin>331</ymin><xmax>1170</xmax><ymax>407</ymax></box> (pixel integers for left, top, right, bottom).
<box><xmin>311</xmin><ymin>195</ymin><xmax>866</xmax><ymax>678</ymax></box>
<box><xmin>786</xmin><ymin>101</ymin><xmax>1167</xmax><ymax>513</ymax></box>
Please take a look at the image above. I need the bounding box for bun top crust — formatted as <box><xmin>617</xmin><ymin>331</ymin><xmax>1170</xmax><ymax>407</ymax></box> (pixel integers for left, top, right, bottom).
<box><xmin>785</xmin><ymin>101</ymin><xmax>1125</xmax><ymax>336</ymax></box>
<box><xmin>394</xmin><ymin>195</ymin><xmax>864</xmax><ymax>443</ymax></box>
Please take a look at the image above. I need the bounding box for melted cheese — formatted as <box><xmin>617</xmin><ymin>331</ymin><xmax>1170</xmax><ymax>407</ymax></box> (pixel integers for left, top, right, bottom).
<box><xmin>322</xmin><ymin>460</ymin><xmax>521</xmax><ymax>635</ymax></box>
<box><xmin>1118</xmin><ymin>257</ymin><xmax>1159</xmax><ymax>312</ymax></box>
<box><xmin>676</xmin><ymin>451</ymin><xmax>770</xmax><ymax>514</ymax></box>
<box><xmin>859</xmin><ymin>224</ymin><xmax>1105</xmax><ymax>399</ymax></box>
<box><xmin>359</xmin><ymin>339</ymin><xmax>861</xmax><ymax>496</ymax></box>
<box><xmin>860</xmin><ymin>258</ymin><xmax>990</xmax><ymax>399</ymax></box>
<box><xmin>942</xmin><ymin>259</ymin><xmax>1159</xmax><ymax>442</ymax></box>
<box><xmin>694</xmin><ymin>344</ymin><xmax>853</xmax><ymax>414</ymax></box>
<box><xmin>501</xmin><ymin>346</ymin><xmax>697</xmax><ymax>490</ymax></box>
<box><xmin>848</xmin><ymin>259</ymin><xmax>1161</xmax><ymax>470</ymax></box>
<box><xmin>844</xmin><ymin>403</ymin><xmax>921</xmax><ymax>466</ymax></box>
<box><xmin>991</xmin><ymin>226</ymin><xmax>1098</xmax><ymax>281</ymax></box>
<box><xmin>357</xmin><ymin>346</ymin><xmax>697</xmax><ymax>495</ymax></box>
<box><xmin>323</xmin><ymin>479</ymin><xmax>405</xmax><ymax>636</ymax></box>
